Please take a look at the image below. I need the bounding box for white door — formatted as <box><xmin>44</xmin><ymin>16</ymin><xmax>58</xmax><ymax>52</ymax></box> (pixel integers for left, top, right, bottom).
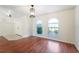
<box><xmin>14</xmin><ymin>21</ymin><xmax>22</xmax><ymax>36</ymax></box>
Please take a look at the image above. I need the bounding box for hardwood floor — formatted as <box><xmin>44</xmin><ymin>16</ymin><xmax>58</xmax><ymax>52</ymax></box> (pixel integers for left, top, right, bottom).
<box><xmin>0</xmin><ymin>36</ymin><xmax>78</xmax><ymax>53</ymax></box>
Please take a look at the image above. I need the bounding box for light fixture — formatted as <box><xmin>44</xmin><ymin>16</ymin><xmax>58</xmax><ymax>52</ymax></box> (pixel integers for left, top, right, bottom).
<box><xmin>8</xmin><ymin>10</ymin><xmax>12</xmax><ymax>18</ymax></box>
<box><xmin>29</xmin><ymin>5</ymin><xmax>35</xmax><ymax>18</ymax></box>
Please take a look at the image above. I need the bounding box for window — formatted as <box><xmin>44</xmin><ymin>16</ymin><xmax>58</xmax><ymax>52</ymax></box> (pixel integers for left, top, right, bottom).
<box><xmin>36</xmin><ymin>20</ymin><xmax>43</xmax><ymax>34</ymax></box>
<box><xmin>48</xmin><ymin>18</ymin><xmax>59</xmax><ymax>38</ymax></box>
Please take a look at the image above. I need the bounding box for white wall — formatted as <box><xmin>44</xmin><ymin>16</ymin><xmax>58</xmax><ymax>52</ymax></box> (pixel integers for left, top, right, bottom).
<box><xmin>33</xmin><ymin>9</ymin><xmax>75</xmax><ymax>44</ymax></box>
<box><xmin>0</xmin><ymin>8</ymin><xmax>16</xmax><ymax>40</ymax></box>
<box><xmin>14</xmin><ymin>15</ymin><xmax>32</xmax><ymax>37</ymax></box>
<box><xmin>0</xmin><ymin>16</ymin><xmax>15</xmax><ymax>37</ymax></box>
<box><xmin>0</xmin><ymin>6</ymin><xmax>76</xmax><ymax>43</ymax></box>
<box><xmin>75</xmin><ymin>6</ymin><xmax>79</xmax><ymax>50</ymax></box>
<box><xmin>0</xmin><ymin>8</ymin><xmax>32</xmax><ymax>40</ymax></box>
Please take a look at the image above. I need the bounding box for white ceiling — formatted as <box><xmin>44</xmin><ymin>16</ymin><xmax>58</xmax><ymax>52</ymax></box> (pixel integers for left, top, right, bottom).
<box><xmin>34</xmin><ymin>5</ymin><xmax>75</xmax><ymax>15</ymax></box>
<box><xmin>0</xmin><ymin>5</ymin><xmax>75</xmax><ymax>18</ymax></box>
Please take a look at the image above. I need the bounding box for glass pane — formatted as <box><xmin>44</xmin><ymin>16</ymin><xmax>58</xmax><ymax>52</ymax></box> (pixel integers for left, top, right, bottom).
<box><xmin>48</xmin><ymin>24</ymin><xmax>58</xmax><ymax>28</ymax></box>
<box><xmin>36</xmin><ymin>20</ymin><xmax>43</xmax><ymax>34</ymax></box>
<box><xmin>48</xmin><ymin>18</ymin><xmax>58</xmax><ymax>23</ymax></box>
<box><xmin>37</xmin><ymin>26</ymin><xmax>42</xmax><ymax>34</ymax></box>
<box><xmin>48</xmin><ymin>18</ymin><xmax>59</xmax><ymax>38</ymax></box>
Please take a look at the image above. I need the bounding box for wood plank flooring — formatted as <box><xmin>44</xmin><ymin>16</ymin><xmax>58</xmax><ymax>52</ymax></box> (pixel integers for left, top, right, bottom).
<box><xmin>0</xmin><ymin>36</ymin><xmax>78</xmax><ymax>53</ymax></box>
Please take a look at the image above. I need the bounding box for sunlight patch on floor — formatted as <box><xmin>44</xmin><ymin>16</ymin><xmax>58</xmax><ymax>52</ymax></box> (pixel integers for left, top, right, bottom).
<box><xmin>4</xmin><ymin>34</ymin><xmax>23</xmax><ymax>40</ymax></box>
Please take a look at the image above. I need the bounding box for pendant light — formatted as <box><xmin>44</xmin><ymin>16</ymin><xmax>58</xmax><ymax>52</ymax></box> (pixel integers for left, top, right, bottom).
<box><xmin>30</xmin><ymin>5</ymin><xmax>35</xmax><ymax>18</ymax></box>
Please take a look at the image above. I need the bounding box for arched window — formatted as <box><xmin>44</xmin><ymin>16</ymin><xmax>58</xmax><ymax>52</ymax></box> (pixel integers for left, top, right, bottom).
<box><xmin>36</xmin><ymin>20</ymin><xmax>43</xmax><ymax>34</ymax></box>
<box><xmin>48</xmin><ymin>18</ymin><xmax>59</xmax><ymax>38</ymax></box>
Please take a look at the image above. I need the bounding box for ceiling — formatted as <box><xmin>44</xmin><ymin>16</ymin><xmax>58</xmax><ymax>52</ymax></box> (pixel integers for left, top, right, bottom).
<box><xmin>0</xmin><ymin>5</ymin><xmax>75</xmax><ymax>18</ymax></box>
